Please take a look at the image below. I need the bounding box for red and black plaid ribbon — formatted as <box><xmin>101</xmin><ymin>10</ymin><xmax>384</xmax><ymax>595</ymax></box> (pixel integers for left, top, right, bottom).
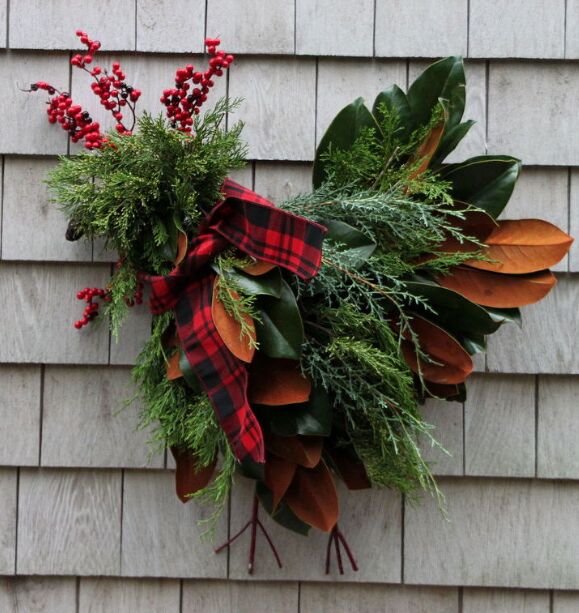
<box><xmin>147</xmin><ymin>179</ymin><xmax>326</xmax><ymax>464</ymax></box>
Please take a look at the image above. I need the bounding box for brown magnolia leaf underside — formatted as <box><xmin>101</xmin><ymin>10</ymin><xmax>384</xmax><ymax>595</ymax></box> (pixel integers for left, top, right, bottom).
<box><xmin>249</xmin><ymin>358</ymin><xmax>312</xmax><ymax>406</ymax></box>
<box><xmin>166</xmin><ymin>350</ymin><xmax>183</xmax><ymax>381</ymax></box>
<box><xmin>267</xmin><ymin>434</ymin><xmax>323</xmax><ymax>468</ymax></box>
<box><xmin>285</xmin><ymin>462</ymin><xmax>339</xmax><ymax>532</ymax></box>
<box><xmin>328</xmin><ymin>448</ymin><xmax>372</xmax><ymax>490</ymax></box>
<box><xmin>402</xmin><ymin>315</ymin><xmax>473</xmax><ymax>385</ymax></box>
<box><xmin>211</xmin><ymin>279</ymin><xmax>256</xmax><ymax>363</ymax></box>
<box><xmin>175</xmin><ymin>231</ymin><xmax>188</xmax><ymax>266</ymax></box>
<box><xmin>243</xmin><ymin>259</ymin><xmax>277</xmax><ymax>276</ymax></box>
<box><xmin>466</xmin><ymin>219</ymin><xmax>573</xmax><ymax>274</ymax></box>
<box><xmin>438</xmin><ymin>267</ymin><xmax>557</xmax><ymax>308</ymax></box>
<box><xmin>264</xmin><ymin>454</ymin><xmax>298</xmax><ymax>509</ymax></box>
<box><xmin>170</xmin><ymin>447</ymin><xmax>216</xmax><ymax>503</ymax></box>
<box><xmin>408</xmin><ymin>113</ymin><xmax>447</xmax><ymax>181</ymax></box>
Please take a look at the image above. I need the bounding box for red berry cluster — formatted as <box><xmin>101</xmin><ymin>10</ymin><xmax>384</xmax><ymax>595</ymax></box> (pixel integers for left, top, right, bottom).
<box><xmin>70</xmin><ymin>30</ymin><xmax>101</xmax><ymax>68</ymax></box>
<box><xmin>160</xmin><ymin>38</ymin><xmax>234</xmax><ymax>132</ymax></box>
<box><xmin>30</xmin><ymin>82</ymin><xmax>105</xmax><ymax>148</ymax></box>
<box><xmin>74</xmin><ymin>287</ymin><xmax>109</xmax><ymax>329</ymax></box>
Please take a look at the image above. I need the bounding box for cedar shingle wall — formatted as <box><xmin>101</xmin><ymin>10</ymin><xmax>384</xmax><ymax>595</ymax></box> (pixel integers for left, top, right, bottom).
<box><xmin>0</xmin><ymin>1</ymin><xmax>577</xmax><ymax>610</ymax></box>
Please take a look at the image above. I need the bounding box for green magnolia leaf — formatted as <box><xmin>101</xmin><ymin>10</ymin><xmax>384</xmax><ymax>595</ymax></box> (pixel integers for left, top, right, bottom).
<box><xmin>323</xmin><ymin>219</ymin><xmax>377</xmax><ymax>265</ymax></box>
<box><xmin>407</xmin><ymin>56</ymin><xmax>466</xmax><ymax>131</ymax></box>
<box><xmin>431</xmin><ymin>120</ymin><xmax>475</xmax><ymax>167</ymax></box>
<box><xmin>313</xmin><ymin>97</ymin><xmax>378</xmax><ymax>188</ymax></box>
<box><xmin>485</xmin><ymin>306</ymin><xmax>522</xmax><ymax>328</ymax></box>
<box><xmin>256</xmin><ymin>388</ymin><xmax>333</xmax><ymax>437</ymax></box>
<box><xmin>404</xmin><ymin>280</ymin><xmax>502</xmax><ymax>336</ymax></box>
<box><xmin>461</xmin><ymin>333</ymin><xmax>487</xmax><ymax>355</ymax></box>
<box><xmin>222</xmin><ymin>266</ymin><xmax>282</xmax><ymax>298</ymax></box>
<box><xmin>256</xmin><ymin>482</ymin><xmax>310</xmax><ymax>536</ymax></box>
<box><xmin>237</xmin><ymin>457</ymin><xmax>265</xmax><ymax>481</ymax></box>
<box><xmin>256</xmin><ymin>280</ymin><xmax>304</xmax><ymax>360</ymax></box>
<box><xmin>441</xmin><ymin>155</ymin><xmax>522</xmax><ymax>219</ymax></box>
<box><xmin>178</xmin><ymin>351</ymin><xmax>201</xmax><ymax>393</ymax></box>
<box><xmin>372</xmin><ymin>84</ymin><xmax>414</xmax><ymax>140</ymax></box>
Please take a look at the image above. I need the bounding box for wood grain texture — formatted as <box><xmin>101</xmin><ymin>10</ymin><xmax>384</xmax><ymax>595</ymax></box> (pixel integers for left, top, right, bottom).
<box><xmin>182</xmin><ymin>580</ymin><xmax>298</xmax><ymax>613</ymax></box>
<box><xmin>300</xmin><ymin>583</ymin><xmax>459</xmax><ymax>613</ymax></box>
<box><xmin>554</xmin><ymin>591</ymin><xmax>579</xmax><ymax>612</ymax></box>
<box><xmin>0</xmin><ymin>52</ymin><xmax>69</xmax><ymax>155</ymax></box>
<box><xmin>469</xmin><ymin>0</ymin><xmax>565</xmax><ymax>59</ymax></box>
<box><xmin>228</xmin><ymin>165</ymin><xmax>254</xmax><ymax>189</ymax></box>
<box><xmin>488</xmin><ymin>62</ymin><xmax>579</xmax><ymax>165</ymax></box>
<box><xmin>79</xmin><ymin>577</ymin><xmax>180</xmax><ymax>613</ymax></box>
<box><xmin>568</xmin><ymin>169</ymin><xmax>579</xmax><ymax>271</ymax></box>
<box><xmin>537</xmin><ymin>376</ymin><xmax>579</xmax><ymax>479</ymax></box>
<box><xmin>409</xmin><ymin>61</ymin><xmax>486</xmax><ymax>163</ymax></box>
<box><xmin>420</xmin><ymin>399</ymin><xmax>463</xmax><ymax>477</ymax></box>
<box><xmin>564</xmin><ymin>1</ymin><xmax>579</xmax><ymax>59</ymax></box>
<box><xmin>0</xmin><ymin>366</ymin><xmax>41</xmax><ymax>466</ymax></box>
<box><xmin>463</xmin><ymin>587</ymin><xmax>549</xmax><ymax>612</ymax></box>
<box><xmin>0</xmin><ymin>469</ymin><xmax>17</xmax><ymax>574</ymax></box>
<box><xmin>9</xmin><ymin>0</ymin><xmax>135</xmax><ymax>50</ymax></box>
<box><xmin>375</xmin><ymin>0</ymin><xmax>467</xmax><ymax>58</ymax></box>
<box><xmin>2</xmin><ymin>157</ymin><xmax>92</xmax><ymax>262</ymax></box>
<box><xmin>0</xmin><ymin>263</ymin><xmax>110</xmax><ymax>364</ymax></box>
<box><xmin>42</xmin><ymin>366</ymin><xmax>163</xmax><ymax>469</ymax></box>
<box><xmin>405</xmin><ymin>478</ymin><xmax>579</xmax><ymax>589</ymax></box>
<box><xmin>229</xmin><ymin>58</ymin><xmax>316</xmax><ymax>161</ymax></box>
<box><xmin>0</xmin><ymin>577</ymin><xmax>76</xmax><ymax>613</ymax></box>
<box><xmin>109</xmin><ymin>308</ymin><xmax>152</xmax><ymax>366</ymax></box>
<box><xmin>206</xmin><ymin>0</ymin><xmax>294</xmax><ymax>55</ymax></box>
<box><xmin>121</xmin><ymin>470</ymin><xmax>227</xmax><ymax>578</ymax></box>
<box><xmin>136</xmin><ymin>0</ymin><xmax>205</xmax><ymax>53</ymax></box>
<box><xmin>17</xmin><ymin>469</ymin><xmax>121</xmax><ymax>575</ymax></box>
<box><xmin>486</xmin><ymin>276</ymin><xmax>579</xmax><ymax>374</ymax></box>
<box><xmin>504</xmin><ymin>167</ymin><xmax>569</xmax><ymax>272</ymax></box>
<box><xmin>296</xmin><ymin>0</ymin><xmax>374</xmax><ymax>56</ymax></box>
<box><xmin>228</xmin><ymin>479</ymin><xmax>401</xmax><ymax>582</ymax></box>
<box><xmin>464</xmin><ymin>374</ymin><xmax>536</xmax><ymax>477</ymax></box>
<box><xmin>0</xmin><ymin>1</ymin><xmax>6</xmax><ymax>48</ymax></box>
<box><xmin>317</xmin><ymin>59</ymin><xmax>407</xmax><ymax>147</ymax></box>
<box><xmin>254</xmin><ymin>162</ymin><xmax>312</xmax><ymax>204</ymax></box>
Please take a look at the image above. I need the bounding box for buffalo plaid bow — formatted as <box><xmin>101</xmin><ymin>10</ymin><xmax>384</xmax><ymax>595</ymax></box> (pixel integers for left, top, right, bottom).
<box><xmin>147</xmin><ymin>179</ymin><xmax>326</xmax><ymax>464</ymax></box>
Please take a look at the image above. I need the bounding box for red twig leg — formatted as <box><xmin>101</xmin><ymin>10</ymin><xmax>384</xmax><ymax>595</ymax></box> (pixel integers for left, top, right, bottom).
<box><xmin>325</xmin><ymin>524</ymin><xmax>359</xmax><ymax>575</ymax></box>
<box><xmin>214</xmin><ymin>494</ymin><xmax>283</xmax><ymax>575</ymax></box>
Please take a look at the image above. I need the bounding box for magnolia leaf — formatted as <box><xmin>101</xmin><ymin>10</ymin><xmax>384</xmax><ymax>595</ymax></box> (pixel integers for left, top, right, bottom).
<box><xmin>460</xmin><ymin>333</ymin><xmax>487</xmax><ymax>355</ymax></box>
<box><xmin>423</xmin><ymin>381</ymin><xmax>467</xmax><ymax>402</ymax></box>
<box><xmin>178</xmin><ymin>351</ymin><xmax>201</xmax><ymax>393</ymax></box>
<box><xmin>437</xmin><ymin>267</ymin><xmax>557</xmax><ymax>308</ymax></box>
<box><xmin>442</xmin><ymin>155</ymin><xmax>522</xmax><ymax>219</ymax></box>
<box><xmin>256</xmin><ymin>280</ymin><xmax>304</xmax><ymax>360</ymax></box>
<box><xmin>267</xmin><ymin>434</ymin><xmax>323</xmax><ymax>468</ymax></box>
<box><xmin>313</xmin><ymin>97</ymin><xmax>378</xmax><ymax>188</ymax></box>
<box><xmin>211</xmin><ymin>279</ymin><xmax>256</xmax><ymax>363</ymax></box>
<box><xmin>485</xmin><ymin>306</ymin><xmax>522</xmax><ymax>327</ymax></box>
<box><xmin>256</xmin><ymin>482</ymin><xmax>311</xmax><ymax>536</ymax></box>
<box><xmin>254</xmin><ymin>387</ymin><xmax>332</xmax><ymax>437</ymax></box>
<box><xmin>465</xmin><ymin>219</ymin><xmax>574</xmax><ymax>274</ymax></box>
<box><xmin>431</xmin><ymin>120</ymin><xmax>475</xmax><ymax>167</ymax></box>
<box><xmin>166</xmin><ymin>350</ymin><xmax>183</xmax><ymax>381</ymax></box>
<box><xmin>222</xmin><ymin>266</ymin><xmax>282</xmax><ymax>298</ymax></box>
<box><xmin>243</xmin><ymin>260</ymin><xmax>277</xmax><ymax>276</ymax></box>
<box><xmin>404</xmin><ymin>280</ymin><xmax>502</xmax><ymax>336</ymax></box>
<box><xmin>407</xmin><ymin>56</ymin><xmax>466</xmax><ymax>131</ymax></box>
<box><xmin>170</xmin><ymin>447</ymin><xmax>216</xmax><ymax>503</ymax></box>
<box><xmin>327</xmin><ymin>447</ymin><xmax>372</xmax><ymax>490</ymax></box>
<box><xmin>264</xmin><ymin>455</ymin><xmax>297</xmax><ymax>509</ymax></box>
<box><xmin>249</xmin><ymin>358</ymin><xmax>312</xmax><ymax>406</ymax></box>
<box><xmin>402</xmin><ymin>315</ymin><xmax>474</xmax><ymax>385</ymax></box>
<box><xmin>408</xmin><ymin>103</ymin><xmax>448</xmax><ymax>180</ymax></box>
<box><xmin>372</xmin><ymin>84</ymin><xmax>414</xmax><ymax>139</ymax></box>
<box><xmin>323</xmin><ymin>219</ymin><xmax>376</xmax><ymax>265</ymax></box>
<box><xmin>174</xmin><ymin>231</ymin><xmax>188</xmax><ymax>265</ymax></box>
<box><xmin>285</xmin><ymin>462</ymin><xmax>339</xmax><ymax>533</ymax></box>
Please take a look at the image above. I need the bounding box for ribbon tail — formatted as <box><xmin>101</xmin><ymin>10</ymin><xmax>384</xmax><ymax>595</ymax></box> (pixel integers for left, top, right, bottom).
<box><xmin>174</xmin><ymin>273</ymin><xmax>265</xmax><ymax>464</ymax></box>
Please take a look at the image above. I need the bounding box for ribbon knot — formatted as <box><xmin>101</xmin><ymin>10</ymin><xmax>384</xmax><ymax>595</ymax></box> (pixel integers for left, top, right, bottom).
<box><xmin>146</xmin><ymin>179</ymin><xmax>326</xmax><ymax>464</ymax></box>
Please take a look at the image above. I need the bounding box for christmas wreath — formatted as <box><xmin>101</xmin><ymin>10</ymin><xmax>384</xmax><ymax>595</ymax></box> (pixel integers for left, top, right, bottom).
<box><xmin>27</xmin><ymin>32</ymin><xmax>572</xmax><ymax>574</ymax></box>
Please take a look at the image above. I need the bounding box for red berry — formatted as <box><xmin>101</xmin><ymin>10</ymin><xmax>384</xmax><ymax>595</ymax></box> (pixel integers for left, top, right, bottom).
<box><xmin>74</xmin><ymin>320</ymin><xmax>83</xmax><ymax>329</ymax></box>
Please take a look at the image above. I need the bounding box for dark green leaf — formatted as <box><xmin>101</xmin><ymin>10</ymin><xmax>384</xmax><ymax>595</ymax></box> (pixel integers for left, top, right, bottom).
<box><xmin>460</xmin><ymin>333</ymin><xmax>487</xmax><ymax>355</ymax></box>
<box><xmin>372</xmin><ymin>84</ymin><xmax>414</xmax><ymax>139</ymax></box>
<box><xmin>313</xmin><ymin>97</ymin><xmax>378</xmax><ymax>188</ymax></box>
<box><xmin>222</xmin><ymin>266</ymin><xmax>282</xmax><ymax>298</ymax></box>
<box><xmin>485</xmin><ymin>306</ymin><xmax>522</xmax><ymax>328</ymax></box>
<box><xmin>404</xmin><ymin>280</ymin><xmax>502</xmax><ymax>336</ymax></box>
<box><xmin>178</xmin><ymin>351</ymin><xmax>201</xmax><ymax>393</ymax></box>
<box><xmin>238</xmin><ymin>457</ymin><xmax>265</xmax><ymax>481</ymax></box>
<box><xmin>256</xmin><ymin>482</ymin><xmax>310</xmax><ymax>536</ymax></box>
<box><xmin>255</xmin><ymin>388</ymin><xmax>333</xmax><ymax>437</ymax></box>
<box><xmin>441</xmin><ymin>155</ymin><xmax>522</xmax><ymax>219</ymax></box>
<box><xmin>256</xmin><ymin>280</ymin><xmax>304</xmax><ymax>360</ymax></box>
<box><xmin>407</xmin><ymin>56</ymin><xmax>466</xmax><ymax>130</ymax></box>
<box><xmin>431</xmin><ymin>120</ymin><xmax>475</xmax><ymax>167</ymax></box>
<box><xmin>323</xmin><ymin>219</ymin><xmax>376</xmax><ymax>265</ymax></box>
